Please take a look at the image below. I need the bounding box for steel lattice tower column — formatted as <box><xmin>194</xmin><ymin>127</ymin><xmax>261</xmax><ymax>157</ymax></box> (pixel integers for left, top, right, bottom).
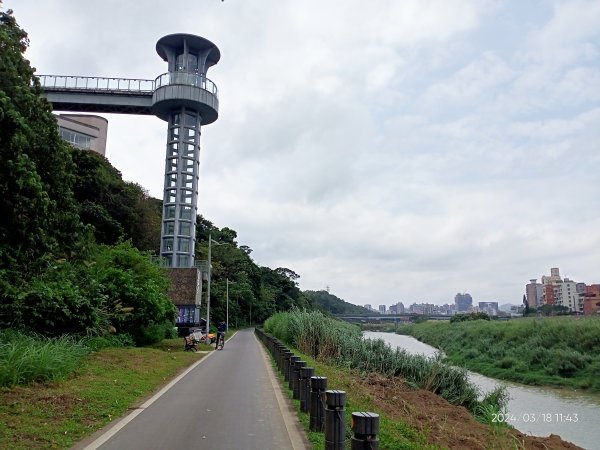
<box><xmin>151</xmin><ymin>34</ymin><xmax>220</xmax><ymax>268</ymax></box>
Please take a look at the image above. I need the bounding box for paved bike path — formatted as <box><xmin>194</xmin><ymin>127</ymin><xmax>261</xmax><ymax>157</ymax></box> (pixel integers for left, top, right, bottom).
<box><xmin>77</xmin><ymin>328</ymin><xmax>308</xmax><ymax>450</ymax></box>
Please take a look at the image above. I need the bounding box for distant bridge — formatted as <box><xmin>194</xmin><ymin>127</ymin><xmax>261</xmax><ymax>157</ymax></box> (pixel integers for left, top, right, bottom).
<box><xmin>333</xmin><ymin>314</ymin><xmax>451</xmax><ymax>323</ymax></box>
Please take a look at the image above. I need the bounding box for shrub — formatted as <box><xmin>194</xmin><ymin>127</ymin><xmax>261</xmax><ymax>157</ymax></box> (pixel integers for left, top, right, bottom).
<box><xmin>83</xmin><ymin>333</ymin><xmax>135</xmax><ymax>350</ymax></box>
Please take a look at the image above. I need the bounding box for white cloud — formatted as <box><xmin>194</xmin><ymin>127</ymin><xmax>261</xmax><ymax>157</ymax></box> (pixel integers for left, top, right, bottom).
<box><xmin>6</xmin><ymin>0</ymin><xmax>600</xmax><ymax>307</ymax></box>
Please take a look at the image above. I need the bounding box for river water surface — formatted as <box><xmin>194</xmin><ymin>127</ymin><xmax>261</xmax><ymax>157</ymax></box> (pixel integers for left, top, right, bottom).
<box><xmin>364</xmin><ymin>331</ymin><xmax>600</xmax><ymax>450</ymax></box>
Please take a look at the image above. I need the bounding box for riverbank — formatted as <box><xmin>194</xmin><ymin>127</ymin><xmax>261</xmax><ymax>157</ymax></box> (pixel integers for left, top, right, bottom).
<box><xmin>396</xmin><ymin>316</ymin><xmax>600</xmax><ymax>391</ymax></box>
<box><xmin>282</xmin><ymin>346</ymin><xmax>582</xmax><ymax>450</ymax></box>
<box><xmin>265</xmin><ymin>311</ymin><xmax>582</xmax><ymax>449</ymax></box>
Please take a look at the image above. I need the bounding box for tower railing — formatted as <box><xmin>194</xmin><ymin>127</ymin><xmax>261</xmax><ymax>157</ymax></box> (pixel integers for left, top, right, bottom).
<box><xmin>38</xmin><ymin>73</ymin><xmax>219</xmax><ymax>98</ymax></box>
<box><xmin>154</xmin><ymin>72</ymin><xmax>218</xmax><ymax>97</ymax></box>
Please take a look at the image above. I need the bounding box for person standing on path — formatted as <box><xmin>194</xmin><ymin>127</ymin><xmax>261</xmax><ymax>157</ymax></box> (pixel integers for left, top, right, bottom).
<box><xmin>216</xmin><ymin>320</ymin><xmax>227</xmax><ymax>348</ymax></box>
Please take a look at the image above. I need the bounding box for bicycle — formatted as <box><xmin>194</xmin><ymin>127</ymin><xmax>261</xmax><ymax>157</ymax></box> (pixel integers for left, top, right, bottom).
<box><xmin>215</xmin><ymin>332</ymin><xmax>225</xmax><ymax>350</ymax></box>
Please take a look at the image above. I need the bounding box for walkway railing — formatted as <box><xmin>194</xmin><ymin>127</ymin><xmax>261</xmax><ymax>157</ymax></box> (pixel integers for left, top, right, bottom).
<box><xmin>38</xmin><ymin>72</ymin><xmax>218</xmax><ymax>98</ymax></box>
<box><xmin>39</xmin><ymin>75</ymin><xmax>155</xmax><ymax>93</ymax></box>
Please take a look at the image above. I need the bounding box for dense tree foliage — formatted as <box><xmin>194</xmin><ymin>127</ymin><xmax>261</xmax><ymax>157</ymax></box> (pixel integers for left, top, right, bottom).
<box><xmin>304</xmin><ymin>290</ymin><xmax>371</xmax><ymax>315</ymax></box>
<box><xmin>71</xmin><ymin>149</ymin><xmax>162</xmax><ymax>251</ymax></box>
<box><xmin>0</xmin><ymin>8</ymin><xmax>85</xmax><ymax>277</ymax></box>
<box><xmin>450</xmin><ymin>312</ymin><xmax>492</xmax><ymax>323</ymax></box>
<box><xmin>0</xmin><ymin>8</ymin><xmax>173</xmax><ymax>343</ymax></box>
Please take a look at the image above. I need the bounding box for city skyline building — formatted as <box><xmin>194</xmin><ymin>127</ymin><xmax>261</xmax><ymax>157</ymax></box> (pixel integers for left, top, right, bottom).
<box><xmin>454</xmin><ymin>292</ymin><xmax>473</xmax><ymax>312</ymax></box>
<box><xmin>525</xmin><ymin>267</ymin><xmax>596</xmax><ymax>313</ymax></box>
<box><xmin>526</xmin><ymin>279</ymin><xmax>543</xmax><ymax>308</ymax></box>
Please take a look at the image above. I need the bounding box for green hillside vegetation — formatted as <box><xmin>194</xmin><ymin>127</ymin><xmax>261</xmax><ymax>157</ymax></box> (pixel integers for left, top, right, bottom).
<box><xmin>398</xmin><ymin>317</ymin><xmax>600</xmax><ymax>391</ymax></box>
<box><xmin>304</xmin><ymin>289</ymin><xmax>371</xmax><ymax>315</ymax></box>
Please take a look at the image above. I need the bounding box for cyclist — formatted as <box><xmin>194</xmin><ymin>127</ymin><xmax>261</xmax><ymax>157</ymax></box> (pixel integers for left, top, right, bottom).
<box><xmin>216</xmin><ymin>320</ymin><xmax>227</xmax><ymax>349</ymax></box>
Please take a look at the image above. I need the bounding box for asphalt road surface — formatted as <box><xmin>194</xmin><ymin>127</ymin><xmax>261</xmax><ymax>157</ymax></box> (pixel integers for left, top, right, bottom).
<box><xmin>77</xmin><ymin>328</ymin><xmax>308</xmax><ymax>450</ymax></box>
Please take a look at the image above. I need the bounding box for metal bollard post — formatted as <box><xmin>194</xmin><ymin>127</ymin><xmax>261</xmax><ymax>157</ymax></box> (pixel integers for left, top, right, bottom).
<box><xmin>276</xmin><ymin>345</ymin><xmax>284</xmax><ymax>372</ymax></box>
<box><xmin>288</xmin><ymin>356</ymin><xmax>300</xmax><ymax>390</ymax></box>
<box><xmin>292</xmin><ymin>360</ymin><xmax>306</xmax><ymax>399</ymax></box>
<box><xmin>325</xmin><ymin>390</ymin><xmax>346</xmax><ymax>450</ymax></box>
<box><xmin>283</xmin><ymin>351</ymin><xmax>293</xmax><ymax>381</ymax></box>
<box><xmin>351</xmin><ymin>412</ymin><xmax>380</xmax><ymax>449</ymax></box>
<box><xmin>280</xmin><ymin>347</ymin><xmax>289</xmax><ymax>374</ymax></box>
<box><xmin>299</xmin><ymin>367</ymin><xmax>315</xmax><ymax>412</ymax></box>
<box><xmin>309</xmin><ymin>376</ymin><xmax>327</xmax><ymax>431</ymax></box>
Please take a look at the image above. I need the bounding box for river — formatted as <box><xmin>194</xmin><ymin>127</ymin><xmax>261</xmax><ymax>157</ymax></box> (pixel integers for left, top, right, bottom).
<box><xmin>364</xmin><ymin>331</ymin><xmax>600</xmax><ymax>450</ymax></box>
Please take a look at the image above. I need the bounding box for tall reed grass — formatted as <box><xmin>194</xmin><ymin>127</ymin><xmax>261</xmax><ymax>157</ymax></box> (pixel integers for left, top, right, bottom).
<box><xmin>0</xmin><ymin>330</ymin><xmax>90</xmax><ymax>387</ymax></box>
<box><xmin>264</xmin><ymin>310</ymin><xmax>485</xmax><ymax>413</ymax></box>
<box><xmin>398</xmin><ymin>317</ymin><xmax>600</xmax><ymax>391</ymax></box>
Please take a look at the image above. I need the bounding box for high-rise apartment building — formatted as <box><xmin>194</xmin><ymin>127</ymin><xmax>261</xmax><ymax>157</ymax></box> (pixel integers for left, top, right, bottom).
<box><xmin>525</xmin><ymin>279</ymin><xmax>543</xmax><ymax>307</ymax></box>
<box><xmin>454</xmin><ymin>292</ymin><xmax>473</xmax><ymax>312</ymax></box>
<box><xmin>536</xmin><ymin>268</ymin><xmax>583</xmax><ymax>313</ymax></box>
<box><xmin>378</xmin><ymin>305</ymin><xmax>387</xmax><ymax>314</ymax></box>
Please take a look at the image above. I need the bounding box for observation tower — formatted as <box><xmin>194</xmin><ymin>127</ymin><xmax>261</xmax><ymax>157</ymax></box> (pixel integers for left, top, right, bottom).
<box><xmin>152</xmin><ymin>34</ymin><xmax>220</xmax><ymax>268</ymax></box>
<box><xmin>40</xmin><ymin>33</ymin><xmax>220</xmax><ymax>269</ymax></box>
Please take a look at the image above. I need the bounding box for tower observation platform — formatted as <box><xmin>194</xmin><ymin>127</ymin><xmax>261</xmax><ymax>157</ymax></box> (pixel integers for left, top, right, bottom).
<box><xmin>40</xmin><ymin>34</ymin><xmax>220</xmax><ymax>269</ymax></box>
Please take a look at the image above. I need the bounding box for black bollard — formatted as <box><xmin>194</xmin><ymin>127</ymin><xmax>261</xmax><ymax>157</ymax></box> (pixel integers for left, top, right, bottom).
<box><xmin>288</xmin><ymin>356</ymin><xmax>300</xmax><ymax>390</ymax></box>
<box><xmin>276</xmin><ymin>345</ymin><xmax>284</xmax><ymax>371</ymax></box>
<box><xmin>278</xmin><ymin>345</ymin><xmax>286</xmax><ymax>372</ymax></box>
<box><xmin>351</xmin><ymin>412</ymin><xmax>380</xmax><ymax>450</ymax></box>
<box><xmin>283</xmin><ymin>351</ymin><xmax>293</xmax><ymax>381</ymax></box>
<box><xmin>292</xmin><ymin>360</ymin><xmax>306</xmax><ymax>399</ymax></box>
<box><xmin>309</xmin><ymin>376</ymin><xmax>327</xmax><ymax>431</ymax></box>
<box><xmin>325</xmin><ymin>390</ymin><xmax>346</xmax><ymax>450</ymax></box>
<box><xmin>299</xmin><ymin>367</ymin><xmax>315</xmax><ymax>412</ymax></box>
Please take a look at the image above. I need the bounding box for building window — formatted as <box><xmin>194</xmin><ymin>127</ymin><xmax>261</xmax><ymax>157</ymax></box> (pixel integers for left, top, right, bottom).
<box><xmin>183</xmin><ymin>159</ymin><xmax>194</xmax><ymax>172</ymax></box>
<box><xmin>184</xmin><ymin>112</ymin><xmax>197</xmax><ymax>127</ymax></box>
<box><xmin>163</xmin><ymin>237</ymin><xmax>174</xmax><ymax>251</ymax></box>
<box><xmin>179</xmin><ymin>222</ymin><xmax>191</xmax><ymax>236</ymax></box>
<box><xmin>164</xmin><ymin>205</ymin><xmax>176</xmax><ymax>219</ymax></box>
<box><xmin>167</xmin><ymin>174</ymin><xmax>177</xmax><ymax>188</ymax></box>
<box><xmin>168</xmin><ymin>142</ymin><xmax>179</xmax><ymax>157</ymax></box>
<box><xmin>166</xmin><ymin>189</ymin><xmax>177</xmax><ymax>203</ymax></box>
<box><xmin>180</xmin><ymin>206</ymin><xmax>193</xmax><ymax>220</ymax></box>
<box><xmin>183</xmin><ymin>174</ymin><xmax>194</xmax><ymax>189</ymax></box>
<box><xmin>180</xmin><ymin>189</ymin><xmax>193</xmax><ymax>204</ymax></box>
<box><xmin>177</xmin><ymin>255</ymin><xmax>190</xmax><ymax>266</ymax></box>
<box><xmin>185</xmin><ymin>128</ymin><xmax>197</xmax><ymax>140</ymax></box>
<box><xmin>59</xmin><ymin>127</ymin><xmax>93</xmax><ymax>149</ymax></box>
<box><xmin>178</xmin><ymin>238</ymin><xmax>190</xmax><ymax>252</ymax></box>
<box><xmin>164</xmin><ymin>221</ymin><xmax>175</xmax><ymax>235</ymax></box>
<box><xmin>167</xmin><ymin>158</ymin><xmax>178</xmax><ymax>172</ymax></box>
<box><xmin>183</xmin><ymin>142</ymin><xmax>195</xmax><ymax>157</ymax></box>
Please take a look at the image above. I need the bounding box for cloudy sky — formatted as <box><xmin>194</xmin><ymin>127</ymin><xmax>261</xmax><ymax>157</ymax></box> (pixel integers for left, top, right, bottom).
<box><xmin>7</xmin><ymin>0</ymin><xmax>600</xmax><ymax>307</ymax></box>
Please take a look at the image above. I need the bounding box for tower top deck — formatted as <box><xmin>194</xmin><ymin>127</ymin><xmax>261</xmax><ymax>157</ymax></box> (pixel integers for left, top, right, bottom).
<box><xmin>156</xmin><ymin>34</ymin><xmax>221</xmax><ymax>71</ymax></box>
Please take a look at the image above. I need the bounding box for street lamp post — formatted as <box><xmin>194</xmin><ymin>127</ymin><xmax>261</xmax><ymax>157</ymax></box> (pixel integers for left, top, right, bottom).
<box><xmin>205</xmin><ymin>234</ymin><xmax>229</xmax><ymax>337</ymax></box>
<box><xmin>226</xmin><ymin>278</ymin><xmax>230</xmax><ymax>332</ymax></box>
<box><xmin>206</xmin><ymin>234</ymin><xmax>212</xmax><ymax>336</ymax></box>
